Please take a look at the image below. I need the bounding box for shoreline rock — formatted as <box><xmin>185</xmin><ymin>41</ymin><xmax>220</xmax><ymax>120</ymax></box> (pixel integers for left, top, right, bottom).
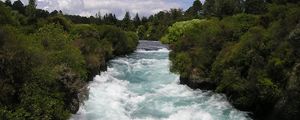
<box><xmin>179</xmin><ymin>76</ymin><xmax>217</xmax><ymax>90</ymax></box>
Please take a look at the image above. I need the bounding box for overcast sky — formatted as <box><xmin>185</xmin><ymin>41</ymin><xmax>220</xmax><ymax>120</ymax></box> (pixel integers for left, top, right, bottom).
<box><xmin>7</xmin><ymin>0</ymin><xmax>205</xmax><ymax>18</ymax></box>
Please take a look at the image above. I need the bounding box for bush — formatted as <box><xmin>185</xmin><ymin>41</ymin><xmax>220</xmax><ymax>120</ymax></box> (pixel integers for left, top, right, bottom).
<box><xmin>47</xmin><ymin>15</ymin><xmax>72</xmax><ymax>31</ymax></box>
<box><xmin>0</xmin><ymin>4</ymin><xmax>139</xmax><ymax>119</ymax></box>
<box><xmin>161</xmin><ymin>19</ymin><xmax>204</xmax><ymax>44</ymax></box>
<box><xmin>0</xmin><ymin>24</ymin><xmax>87</xmax><ymax>119</ymax></box>
<box><xmin>165</xmin><ymin>19</ymin><xmax>224</xmax><ymax>79</ymax></box>
<box><xmin>125</xmin><ymin>31</ymin><xmax>139</xmax><ymax>52</ymax></box>
<box><xmin>221</xmin><ymin>13</ymin><xmax>259</xmax><ymax>41</ymax></box>
<box><xmin>97</xmin><ymin>25</ymin><xmax>138</xmax><ymax>55</ymax></box>
<box><xmin>0</xmin><ymin>3</ymin><xmax>19</xmax><ymax>25</ymax></box>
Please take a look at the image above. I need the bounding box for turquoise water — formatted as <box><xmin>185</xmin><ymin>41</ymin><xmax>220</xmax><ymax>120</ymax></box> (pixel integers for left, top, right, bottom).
<box><xmin>71</xmin><ymin>41</ymin><xmax>251</xmax><ymax>120</ymax></box>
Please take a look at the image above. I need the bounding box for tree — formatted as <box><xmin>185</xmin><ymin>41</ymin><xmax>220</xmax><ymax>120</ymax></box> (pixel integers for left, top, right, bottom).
<box><xmin>36</xmin><ymin>9</ymin><xmax>49</xmax><ymax>18</ymax></box>
<box><xmin>133</xmin><ymin>13</ymin><xmax>141</xmax><ymax>28</ymax></box>
<box><xmin>50</xmin><ymin>10</ymin><xmax>58</xmax><ymax>16</ymax></box>
<box><xmin>28</xmin><ymin>0</ymin><xmax>37</xmax><ymax>8</ymax></box>
<box><xmin>141</xmin><ymin>16</ymin><xmax>148</xmax><ymax>25</ymax></box>
<box><xmin>121</xmin><ymin>11</ymin><xmax>134</xmax><ymax>31</ymax></box>
<box><xmin>0</xmin><ymin>2</ymin><xmax>19</xmax><ymax>25</ymax></box>
<box><xmin>203</xmin><ymin>0</ymin><xmax>243</xmax><ymax>18</ymax></box>
<box><xmin>288</xmin><ymin>24</ymin><xmax>300</xmax><ymax>57</ymax></box>
<box><xmin>103</xmin><ymin>13</ymin><xmax>117</xmax><ymax>25</ymax></box>
<box><xmin>12</xmin><ymin>0</ymin><xmax>25</xmax><ymax>14</ymax></box>
<box><xmin>245</xmin><ymin>0</ymin><xmax>267</xmax><ymax>14</ymax></box>
<box><xmin>137</xmin><ymin>25</ymin><xmax>146</xmax><ymax>39</ymax></box>
<box><xmin>95</xmin><ymin>11</ymin><xmax>102</xmax><ymax>24</ymax></box>
<box><xmin>170</xmin><ymin>9</ymin><xmax>184</xmax><ymax>20</ymax></box>
<box><xmin>215</xmin><ymin>0</ymin><xmax>243</xmax><ymax>18</ymax></box>
<box><xmin>203</xmin><ymin>0</ymin><xmax>216</xmax><ymax>16</ymax></box>
<box><xmin>266</xmin><ymin>0</ymin><xmax>298</xmax><ymax>4</ymax></box>
<box><xmin>4</xmin><ymin>0</ymin><xmax>12</xmax><ymax>7</ymax></box>
<box><xmin>185</xmin><ymin>0</ymin><xmax>203</xmax><ymax>18</ymax></box>
<box><xmin>123</xmin><ymin>11</ymin><xmax>131</xmax><ymax>23</ymax></box>
<box><xmin>26</xmin><ymin>0</ymin><xmax>37</xmax><ymax>19</ymax></box>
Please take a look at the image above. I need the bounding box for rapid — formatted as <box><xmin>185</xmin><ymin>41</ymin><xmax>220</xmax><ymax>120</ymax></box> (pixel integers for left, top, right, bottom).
<box><xmin>71</xmin><ymin>40</ymin><xmax>251</xmax><ymax>120</ymax></box>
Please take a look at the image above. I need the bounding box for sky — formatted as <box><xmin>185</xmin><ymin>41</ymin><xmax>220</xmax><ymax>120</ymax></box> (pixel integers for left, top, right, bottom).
<box><xmin>7</xmin><ymin>0</ymin><xmax>205</xmax><ymax>19</ymax></box>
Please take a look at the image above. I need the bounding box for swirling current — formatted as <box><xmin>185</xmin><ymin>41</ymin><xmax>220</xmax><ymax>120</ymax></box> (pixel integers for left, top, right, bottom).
<box><xmin>71</xmin><ymin>41</ymin><xmax>251</xmax><ymax>120</ymax></box>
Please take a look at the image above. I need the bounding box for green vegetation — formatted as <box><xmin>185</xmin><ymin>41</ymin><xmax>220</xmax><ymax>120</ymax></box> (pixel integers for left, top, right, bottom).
<box><xmin>1</xmin><ymin>0</ymin><xmax>299</xmax><ymax>119</ymax></box>
<box><xmin>0</xmin><ymin>0</ymin><xmax>138</xmax><ymax>119</ymax></box>
<box><xmin>163</xmin><ymin>0</ymin><xmax>300</xmax><ymax>119</ymax></box>
<box><xmin>62</xmin><ymin>0</ymin><xmax>205</xmax><ymax>40</ymax></box>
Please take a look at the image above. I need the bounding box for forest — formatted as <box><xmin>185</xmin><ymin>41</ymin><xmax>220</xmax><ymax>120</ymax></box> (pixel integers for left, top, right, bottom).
<box><xmin>163</xmin><ymin>0</ymin><xmax>300</xmax><ymax>120</ymax></box>
<box><xmin>0</xmin><ymin>0</ymin><xmax>138</xmax><ymax>119</ymax></box>
<box><xmin>1</xmin><ymin>0</ymin><xmax>300</xmax><ymax>119</ymax></box>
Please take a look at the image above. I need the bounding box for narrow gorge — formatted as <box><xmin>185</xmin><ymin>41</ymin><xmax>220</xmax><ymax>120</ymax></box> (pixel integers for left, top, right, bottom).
<box><xmin>71</xmin><ymin>41</ymin><xmax>250</xmax><ymax>120</ymax></box>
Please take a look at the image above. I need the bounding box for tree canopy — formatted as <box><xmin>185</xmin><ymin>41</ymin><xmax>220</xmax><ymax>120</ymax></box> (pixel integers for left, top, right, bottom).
<box><xmin>163</xmin><ymin>1</ymin><xmax>300</xmax><ymax>119</ymax></box>
<box><xmin>0</xmin><ymin>0</ymin><xmax>138</xmax><ymax>119</ymax></box>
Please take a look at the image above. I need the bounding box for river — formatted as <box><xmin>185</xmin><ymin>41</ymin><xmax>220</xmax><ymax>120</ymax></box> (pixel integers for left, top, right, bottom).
<box><xmin>71</xmin><ymin>40</ymin><xmax>251</xmax><ymax>120</ymax></box>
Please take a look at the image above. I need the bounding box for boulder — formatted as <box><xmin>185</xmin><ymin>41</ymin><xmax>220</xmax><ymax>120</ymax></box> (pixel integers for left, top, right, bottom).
<box><xmin>180</xmin><ymin>76</ymin><xmax>216</xmax><ymax>90</ymax></box>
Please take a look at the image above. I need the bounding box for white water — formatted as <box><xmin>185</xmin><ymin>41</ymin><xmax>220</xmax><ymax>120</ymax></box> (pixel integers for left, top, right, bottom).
<box><xmin>71</xmin><ymin>42</ymin><xmax>251</xmax><ymax>120</ymax></box>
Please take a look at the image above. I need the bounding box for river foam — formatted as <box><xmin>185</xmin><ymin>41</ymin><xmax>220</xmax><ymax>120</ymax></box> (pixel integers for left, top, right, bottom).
<box><xmin>71</xmin><ymin>42</ymin><xmax>251</xmax><ymax>120</ymax></box>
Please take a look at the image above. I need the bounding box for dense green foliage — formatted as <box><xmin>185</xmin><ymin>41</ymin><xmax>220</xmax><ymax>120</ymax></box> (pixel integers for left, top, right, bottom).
<box><xmin>58</xmin><ymin>1</ymin><xmax>205</xmax><ymax>41</ymax></box>
<box><xmin>0</xmin><ymin>1</ymin><xmax>138</xmax><ymax>119</ymax></box>
<box><xmin>203</xmin><ymin>0</ymin><xmax>244</xmax><ymax>18</ymax></box>
<box><xmin>2</xmin><ymin>0</ymin><xmax>299</xmax><ymax>119</ymax></box>
<box><xmin>163</xmin><ymin>1</ymin><xmax>300</xmax><ymax>120</ymax></box>
<box><xmin>185</xmin><ymin>0</ymin><xmax>203</xmax><ymax>19</ymax></box>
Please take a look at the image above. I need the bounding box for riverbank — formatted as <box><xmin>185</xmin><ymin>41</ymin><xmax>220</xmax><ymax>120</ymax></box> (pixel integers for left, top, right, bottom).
<box><xmin>0</xmin><ymin>2</ymin><xmax>138</xmax><ymax>119</ymax></box>
<box><xmin>162</xmin><ymin>2</ymin><xmax>300</xmax><ymax>120</ymax></box>
<box><xmin>71</xmin><ymin>41</ymin><xmax>250</xmax><ymax>120</ymax></box>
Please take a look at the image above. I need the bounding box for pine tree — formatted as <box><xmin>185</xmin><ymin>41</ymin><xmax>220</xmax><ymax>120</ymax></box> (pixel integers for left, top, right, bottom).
<box><xmin>203</xmin><ymin>0</ymin><xmax>216</xmax><ymax>16</ymax></box>
<box><xmin>122</xmin><ymin>11</ymin><xmax>134</xmax><ymax>31</ymax></box>
<box><xmin>133</xmin><ymin>13</ymin><xmax>141</xmax><ymax>28</ymax></box>
<box><xmin>102</xmin><ymin>13</ymin><xmax>117</xmax><ymax>25</ymax></box>
<box><xmin>170</xmin><ymin>9</ymin><xmax>184</xmax><ymax>20</ymax></box>
<box><xmin>5</xmin><ymin>0</ymin><xmax>12</xmax><ymax>7</ymax></box>
<box><xmin>203</xmin><ymin>0</ymin><xmax>243</xmax><ymax>18</ymax></box>
<box><xmin>186</xmin><ymin>0</ymin><xmax>203</xmax><ymax>18</ymax></box>
<box><xmin>96</xmin><ymin>11</ymin><xmax>102</xmax><ymax>21</ymax></box>
<box><xmin>26</xmin><ymin>0</ymin><xmax>37</xmax><ymax>17</ymax></box>
<box><xmin>123</xmin><ymin>11</ymin><xmax>131</xmax><ymax>23</ymax></box>
<box><xmin>245</xmin><ymin>0</ymin><xmax>267</xmax><ymax>14</ymax></box>
<box><xmin>29</xmin><ymin>0</ymin><xmax>37</xmax><ymax>8</ymax></box>
<box><xmin>50</xmin><ymin>10</ymin><xmax>58</xmax><ymax>16</ymax></box>
<box><xmin>95</xmin><ymin>11</ymin><xmax>102</xmax><ymax>24</ymax></box>
<box><xmin>141</xmin><ymin>17</ymin><xmax>148</xmax><ymax>25</ymax></box>
<box><xmin>12</xmin><ymin>0</ymin><xmax>25</xmax><ymax>14</ymax></box>
<box><xmin>214</xmin><ymin>0</ymin><xmax>243</xmax><ymax>17</ymax></box>
<box><xmin>111</xmin><ymin>14</ymin><xmax>118</xmax><ymax>25</ymax></box>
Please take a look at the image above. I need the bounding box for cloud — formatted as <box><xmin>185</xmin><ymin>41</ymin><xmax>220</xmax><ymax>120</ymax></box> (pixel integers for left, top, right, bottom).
<box><xmin>8</xmin><ymin>0</ymin><xmax>199</xmax><ymax>19</ymax></box>
<box><xmin>82</xmin><ymin>0</ymin><xmax>183</xmax><ymax>18</ymax></box>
